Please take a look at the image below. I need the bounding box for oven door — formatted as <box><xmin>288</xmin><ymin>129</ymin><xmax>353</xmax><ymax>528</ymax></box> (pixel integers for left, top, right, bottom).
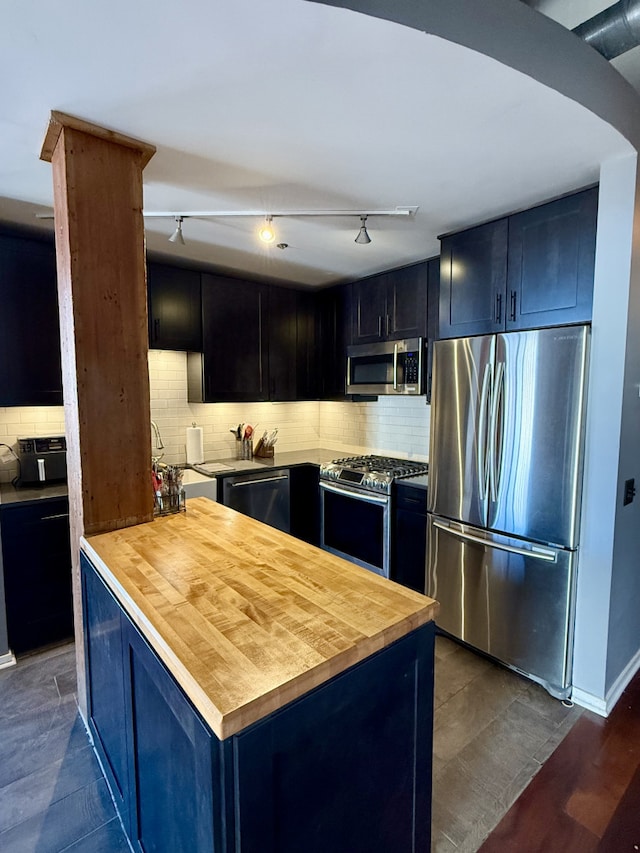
<box><xmin>320</xmin><ymin>480</ymin><xmax>390</xmax><ymax>578</ymax></box>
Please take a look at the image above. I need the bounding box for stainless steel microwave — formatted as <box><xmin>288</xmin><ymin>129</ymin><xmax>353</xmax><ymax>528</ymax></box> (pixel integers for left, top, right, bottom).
<box><xmin>346</xmin><ymin>338</ymin><xmax>424</xmax><ymax>395</ymax></box>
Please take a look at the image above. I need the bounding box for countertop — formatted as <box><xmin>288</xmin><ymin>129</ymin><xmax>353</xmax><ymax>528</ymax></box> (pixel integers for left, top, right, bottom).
<box><xmin>81</xmin><ymin>497</ymin><xmax>438</xmax><ymax>740</ymax></box>
<box><xmin>0</xmin><ymin>481</ymin><xmax>69</xmax><ymax>507</ymax></box>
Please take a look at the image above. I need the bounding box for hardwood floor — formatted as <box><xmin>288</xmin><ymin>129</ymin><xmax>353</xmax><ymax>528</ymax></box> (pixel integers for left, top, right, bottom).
<box><xmin>479</xmin><ymin>663</ymin><xmax>640</xmax><ymax>852</ymax></box>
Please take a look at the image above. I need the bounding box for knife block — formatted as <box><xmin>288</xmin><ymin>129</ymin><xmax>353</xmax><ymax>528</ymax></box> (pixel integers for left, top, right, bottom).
<box><xmin>253</xmin><ymin>439</ymin><xmax>274</xmax><ymax>458</ymax></box>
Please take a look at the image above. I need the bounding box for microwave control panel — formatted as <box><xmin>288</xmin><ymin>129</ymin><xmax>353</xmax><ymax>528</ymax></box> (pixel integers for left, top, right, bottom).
<box><xmin>403</xmin><ymin>352</ymin><xmax>420</xmax><ymax>384</ymax></box>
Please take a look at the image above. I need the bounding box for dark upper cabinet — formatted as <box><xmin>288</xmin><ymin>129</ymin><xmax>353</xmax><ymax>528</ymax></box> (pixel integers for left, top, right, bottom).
<box><xmin>268</xmin><ymin>286</ymin><xmax>318</xmax><ymax>402</ymax></box>
<box><xmin>195</xmin><ymin>273</ymin><xmax>269</xmax><ymax>403</ymax></box>
<box><xmin>352</xmin><ymin>273</ymin><xmax>388</xmax><ymax>343</ymax></box>
<box><xmin>147</xmin><ymin>262</ymin><xmax>202</xmax><ymax>351</ymax></box>
<box><xmin>352</xmin><ymin>262</ymin><xmax>428</xmax><ymax>344</ymax></box>
<box><xmin>425</xmin><ymin>256</ymin><xmax>440</xmax><ymax>403</ymax></box>
<box><xmin>0</xmin><ymin>233</ymin><xmax>62</xmax><ymax>406</ymax></box>
<box><xmin>295</xmin><ymin>290</ymin><xmax>320</xmax><ymax>401</ymax></box>
<box><xmin>438</xmin><ymin>187</ymin><xmax>597</xmax><ymax>339</ymax></box>
<box><xmin>317</xmin><ymin>283</ymin><xmax>351</xmax><ymax>399</ymax></box>
<box><xmin>506</xmin><ymin>187</ymin><xmax>597</xmax><ymax>330</ymax></box>
<box><xmin>268</xmin><ymin>286</ymin><xmax>298</xmax><ymax>401</ymax></box>
<box><xmin>439</xmin><ymin>218</ymin><xmax>508</xmax><ymax>339</ymax></box>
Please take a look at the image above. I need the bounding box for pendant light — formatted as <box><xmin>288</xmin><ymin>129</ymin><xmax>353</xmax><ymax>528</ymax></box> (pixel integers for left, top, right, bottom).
<box><xmin>355</xmin><ymin>215</ymin><xmax>371</xmax><ymax>244</ymax></box>
<box><xmin>168</xmin><ymin>216</ymin><xmax>185</xmax><ymax>245</ymax></box>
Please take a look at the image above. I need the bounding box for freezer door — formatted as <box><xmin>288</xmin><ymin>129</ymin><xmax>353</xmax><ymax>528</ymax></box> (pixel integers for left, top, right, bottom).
<box><xmin>427</xmin><ymin>335</ymin><xmax>495</xmax><ymax>528</ymax></box>
<box><xmin>426</xmin><ymin>515</ymin><xmax>576</xmax><ymax>698</ymax></box>
<box><xmin>488</xmin><ymin>325</ymin><xmax>589</xmax><ymax>548</ymax></box>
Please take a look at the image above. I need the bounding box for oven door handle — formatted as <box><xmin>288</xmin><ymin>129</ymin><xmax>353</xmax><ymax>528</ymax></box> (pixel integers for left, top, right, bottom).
<box><xmin>320</xmin><ymin>480</ymin><xmax>389</xmax><ymax>505</ymax></box>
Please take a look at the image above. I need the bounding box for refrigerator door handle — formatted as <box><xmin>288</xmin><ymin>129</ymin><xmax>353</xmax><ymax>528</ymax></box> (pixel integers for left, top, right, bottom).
<box><xmin>477</xmin><ymin>362</ymin><xmax>492</xmax><ymax>500</ymax></box>
<box><xmin>488</xmin><ymin>360</ymin><xmax>505</xmax><ymax>502</ymax></box>
<box><xmin>431</xmin><ymin>519</ymin><xmax>558</xmax><ymax>562</ymax></box>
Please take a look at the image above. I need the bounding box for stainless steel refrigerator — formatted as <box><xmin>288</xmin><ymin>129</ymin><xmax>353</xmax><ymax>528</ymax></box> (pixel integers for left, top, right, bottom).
<box><xmin>426</xmin><ymin>325</ymin><xmax>589</xmax><ymax>699</ymax></box>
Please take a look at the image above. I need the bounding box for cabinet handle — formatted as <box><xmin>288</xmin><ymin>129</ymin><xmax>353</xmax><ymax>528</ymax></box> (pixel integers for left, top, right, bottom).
<box><xmin>377</xmin><ymin>316</ymin><xmax>383</xmax><ymax>338</ymax></box>
<box><xmin>386</xmin><ymin>315</ymin><xmax>390</xmax><ymax>337</ymax></box>
<box><xmin>154</xmin><ymin>318</ymin><xmax>160</xmax><ymax>341</ymax></box>
<box><xmin>41</xmin><ymin>513</ymin><xmax>69</xmax><ymax>521</ymax></box>
<box><xmin>510</xmin><ymin>290</ymin><xmax>517</xmax><ymax>321</ymax></box>
<box><xmin>495</xmin><ymin>293</ymin><xmax>502</xmax><ymax>324</ymax></box>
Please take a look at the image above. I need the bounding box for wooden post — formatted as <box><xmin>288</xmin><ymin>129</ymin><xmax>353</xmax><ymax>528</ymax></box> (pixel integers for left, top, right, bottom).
<box><xmin>40</xmin><ymin>112</ymin><xmax>156</xmax><ymax>715</ymax></box>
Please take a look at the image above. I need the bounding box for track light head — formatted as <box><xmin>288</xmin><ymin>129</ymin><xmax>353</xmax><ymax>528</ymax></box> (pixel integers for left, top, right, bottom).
<box><xmin>168</xmin><ymin>216</ymin><xmax>185</xmax><ymax>245</ymax></box>
<box><xmin>355</xmin><ymin>215</ymin><xmax>371</xmax><ymax>245</ymax></box>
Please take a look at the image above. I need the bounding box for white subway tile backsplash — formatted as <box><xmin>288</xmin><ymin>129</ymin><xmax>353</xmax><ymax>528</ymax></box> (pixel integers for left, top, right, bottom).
<box><xmin>0</xmin><ymin>353</ymin><xmax>430</xmax><ymax>480</ymax></box>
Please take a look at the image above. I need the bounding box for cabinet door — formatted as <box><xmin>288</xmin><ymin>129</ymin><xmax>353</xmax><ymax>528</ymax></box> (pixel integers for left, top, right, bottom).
<box><xmin>201</xmin><ymin>273</ymin><xmax>269</xmax><ymax>402</ymax></box>
<box><xmin>393</xmin><ymin>485</ymin><xmax>428</xmax><ymax>593</ymax></box>
<box><xmin>268</xmin><ymin>286</ymin><xmax>297</xmax><ymax>401</ymax></box>
<box><xmin>127</xmin><ymin>626</ymin><xmax>218</xmax><ymax>853</ymax></box>
<box><xmin>439</xmin><ymin>218</ymin><xmax>508</xmax><ymax>339</ymax></box>
<box><xmin>352</xmin><ymin>274</ymin><xmax>388</xmax><ymax>343</ymax></box>
<box><xmin>82</xmin><ymin>555</ymin><xmax>131</xmax><ymax>830</ymax></box>
<box><xmin>289</xmin><ymin>464</ymin><xmax>320</xmax><ymax>545</ymax></box>
<box><xmin>147</xmin><ymin>262</ymin><xmax>202</xmax><ymax>351</ymax></box>
<box><xmin>387</xmin><ymin>262</ymin><xmax>428</xmax><ymax>340</ymax></box>
<box><xmin>507</xmin><ymin>187</ymin><xmax>597</xmax><ymax>330</ymax></box>
<box><xmin>233</xmin><ymin>625</ymin><xmax>434</xmax><ymax>853</ymax></box>
<box><xmin>295</xmin><ymin>290</ymin><xmax>319</xmax><ymax>400</ymax></box>
<box><xmin>1</xmin><ymin>498</ymin><xmax>73</xmax><ymax>653</ymax></box>
<box><xmin>0</xmin><ymin>233</ymin><xmax>62</xmax><ymax>406</ymax></box>
<box><xmin>318</xmin><ymin>284</ymin><xmax>350</xmax><ymax>399</ymax></box>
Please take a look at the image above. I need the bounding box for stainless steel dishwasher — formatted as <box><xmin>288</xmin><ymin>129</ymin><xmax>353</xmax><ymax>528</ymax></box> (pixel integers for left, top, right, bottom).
<box><xmin>222</xmin><ymin>469</ymin><xmax>290</xmax><ymax>533</ymax></box>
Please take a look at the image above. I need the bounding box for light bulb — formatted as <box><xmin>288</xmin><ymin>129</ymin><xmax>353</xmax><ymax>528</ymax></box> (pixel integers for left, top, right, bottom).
<box><xmin>258</xmin><ymin>217</ymin><xmax>275</xmax><ymax>244</ymax></box>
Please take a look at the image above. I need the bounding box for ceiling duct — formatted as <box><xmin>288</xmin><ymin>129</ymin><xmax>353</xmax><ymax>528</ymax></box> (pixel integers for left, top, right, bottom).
<box><xmin>572</xmin><ymin>0</ymin><xmax>640</xmax><ymax>60</ymax></box>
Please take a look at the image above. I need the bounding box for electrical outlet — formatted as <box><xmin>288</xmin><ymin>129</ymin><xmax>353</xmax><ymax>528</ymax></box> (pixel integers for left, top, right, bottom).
<box><xmin>623</xmin><ymin>478</ymin><xmax>636</xmax><ymax>506</ymax></box>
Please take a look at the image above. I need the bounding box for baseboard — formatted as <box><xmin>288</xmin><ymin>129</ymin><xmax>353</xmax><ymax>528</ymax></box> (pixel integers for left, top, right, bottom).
<box><xmin>572</xmin><ymin>646</ymin><xmax>640</xmax><ymax>718</ymax></box>
<box><xmin>605</xmin><ymin>647</ymin><xmax>640</xmax><ymax>712</ymax></box>
<box><xmin>0</xmin><ymin>649</ymin><xmax>17</xmax><ymax>670</ymax></box>
<box><xmin>571</xmin><ymin>686</ymin><xmax>608</xmax><ymax>717</ymax></box>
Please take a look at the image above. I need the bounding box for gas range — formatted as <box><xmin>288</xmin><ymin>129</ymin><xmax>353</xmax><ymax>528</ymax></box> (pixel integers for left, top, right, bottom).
<box><xmin>319</xmin><ymin>455</ymin><xmax>428</xmax><ymax>495</ymax></box>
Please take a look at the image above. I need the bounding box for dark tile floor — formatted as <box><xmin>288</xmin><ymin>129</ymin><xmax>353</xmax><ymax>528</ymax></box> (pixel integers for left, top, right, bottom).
<box><xmin>0</xmin><ymin>642</ymin><xmax>129</xmax><ymax>852</ymax></box>
<box><xmin>0</xmin><ymin>636</ymin><xmax>583</xmax><ymax>852</ymax></box>
<box><xmin>431</xmin><ymin>635</ymin><xmax>583</xmax><ymax>852</ymax></box>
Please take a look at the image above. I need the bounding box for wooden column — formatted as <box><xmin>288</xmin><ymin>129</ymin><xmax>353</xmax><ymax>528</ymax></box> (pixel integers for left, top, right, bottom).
<box><xmin>40</xmin><ymin>112</ymin><xmax>156</xmax><ymax>714</ymax></box>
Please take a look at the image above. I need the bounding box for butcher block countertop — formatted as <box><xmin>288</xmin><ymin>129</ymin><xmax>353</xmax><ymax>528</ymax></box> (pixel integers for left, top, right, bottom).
<box><xmin>81</xmin><ymin>497</ymin><xmax>438</xmax><ymax>740</ymax></box>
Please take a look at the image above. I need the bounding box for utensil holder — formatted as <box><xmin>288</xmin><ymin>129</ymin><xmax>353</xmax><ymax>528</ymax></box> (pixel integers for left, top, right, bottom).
<box><xmin>236</xmin><ymin>438</ymin><xmax>253</xmax><ymax>460</ymax></box>
<box><xmin>153</xmin><ymin>488</ymin><xmax>186</xmax><ymax>517</ymax></box>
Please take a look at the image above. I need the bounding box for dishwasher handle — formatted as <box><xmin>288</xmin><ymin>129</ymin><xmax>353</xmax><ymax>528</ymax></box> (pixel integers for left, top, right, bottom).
<box><xmin>230</xmin><ymin>474</ymin><xmax>289</xmax><ymax>487</ymax></box>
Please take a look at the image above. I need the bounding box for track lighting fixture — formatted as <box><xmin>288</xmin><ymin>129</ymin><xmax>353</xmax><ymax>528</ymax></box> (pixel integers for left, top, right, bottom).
<box><xmin>36</xmin><ymin>207</ymin><xmax>418</xmax><ymax>248</ymax></box>
<box><xmin>354</xmin><ymin>215</ymin><xmax>371</xmax><ymax>245</ymax></box>
<box><xmin>168</xmin><ymin>216</ymin><xmax>185</xmax><ymax>245</ymax></box>
<box><xmin>258</xmin><ymin>216</ymin><xmax>276</xmax><ymax>244</ymax></box>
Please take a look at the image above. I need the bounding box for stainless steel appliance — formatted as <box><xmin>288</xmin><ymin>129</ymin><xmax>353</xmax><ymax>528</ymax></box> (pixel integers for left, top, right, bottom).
<box><xmin>426</xmin><ymin>325</ymin><xmax>590</xmax><ymax>699</ymax></box>
<box><xmin>320</xmin><ymin>455</ymin><xmax>428</xmax><ymax>577</ymax></box>
<box><xmin>222</xmin><ymin>469</ymin><xmax>290</xmax><ymax>533</ymax></box>
<box><xmin>17</xmin><ymin>436</ymin><xmax>67</xmax><ymax>485</ymax></box>
<box><xmin>346</xmin><ymin>338</ymin><xmax>424</xmax><ymax>396</ymax></box>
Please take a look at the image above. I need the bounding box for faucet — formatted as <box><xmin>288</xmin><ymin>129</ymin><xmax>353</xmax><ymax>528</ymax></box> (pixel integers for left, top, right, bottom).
<box><xmin>151</xmin><ymin>420</ymin><xmax>165</xmax><ymax>451</ymax></box>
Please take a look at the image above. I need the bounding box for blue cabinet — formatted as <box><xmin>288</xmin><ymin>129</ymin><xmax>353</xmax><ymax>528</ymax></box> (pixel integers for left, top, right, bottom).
<box><xmin>81</xmin><ymin>553</ymin><xmax>435</xmax><ymax>853</ymax></box>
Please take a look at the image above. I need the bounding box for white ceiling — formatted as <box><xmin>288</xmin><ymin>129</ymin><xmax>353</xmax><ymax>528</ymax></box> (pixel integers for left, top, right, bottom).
<box><xmin>0</xmin><ymin>0</ymin><xmax>633</xmax><ymax>287</ymax></box>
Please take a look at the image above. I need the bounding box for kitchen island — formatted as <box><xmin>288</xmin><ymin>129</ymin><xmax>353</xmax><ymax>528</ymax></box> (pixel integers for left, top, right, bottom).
<box><xmin>81</xmin><ymin>497</ymin><xmax>438</xmax><ymax>853</ymax></box>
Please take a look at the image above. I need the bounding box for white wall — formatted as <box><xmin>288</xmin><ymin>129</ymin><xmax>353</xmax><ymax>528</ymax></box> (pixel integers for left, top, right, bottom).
<box><xmin>573</xmin><ymin>153</ymin><xmax>640</xmax><ymax>713</ymax></box>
